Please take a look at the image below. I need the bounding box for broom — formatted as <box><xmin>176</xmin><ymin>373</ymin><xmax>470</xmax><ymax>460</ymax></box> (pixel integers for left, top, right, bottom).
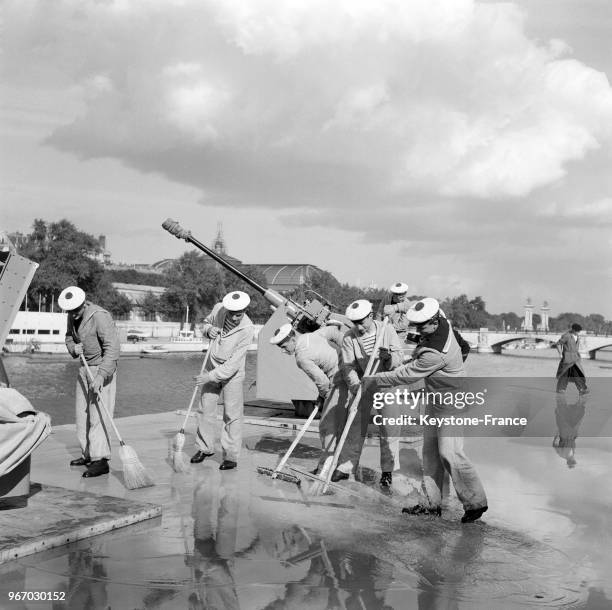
<box><xmin>80</xmin><ymin>354</ymin><xmax>155</xmax><ymax>489</ymax></box>
<box><xmin>256</xmin><ymin>392</ymin><xmax>327</xmax><ymax>486</ymax></box>
<box><xmin>315</xmin><ymin>317</ymin><xmax>389</xmax><ymax>494</ymax></box>
<box><xmin>170</xmin><ymin>336</ymin><xmax>218</xmax><ymax>472</ymax></box>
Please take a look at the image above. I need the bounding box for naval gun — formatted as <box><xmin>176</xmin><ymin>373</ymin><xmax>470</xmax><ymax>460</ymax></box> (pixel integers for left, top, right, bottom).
<box><xmin>162</xmin><ymin>219</ymin><xmax>349</xmax><ymax>413</ymax></box>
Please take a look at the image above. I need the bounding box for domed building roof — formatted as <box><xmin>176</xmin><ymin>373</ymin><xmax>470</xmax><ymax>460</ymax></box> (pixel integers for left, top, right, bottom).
<box><xmin>254</xmin><ymin>264</ymin><xmax>324</xmax><ymax>292</ymax></box>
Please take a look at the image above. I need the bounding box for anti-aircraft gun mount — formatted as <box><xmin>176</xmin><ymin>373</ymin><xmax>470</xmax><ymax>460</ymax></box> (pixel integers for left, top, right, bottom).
<box><xmin>162</xmin><ymin>218</ymin><xmax>349</xmax><ymax>412</ymax></box>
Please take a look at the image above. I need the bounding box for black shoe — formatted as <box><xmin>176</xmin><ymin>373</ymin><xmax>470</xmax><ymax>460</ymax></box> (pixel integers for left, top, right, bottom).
<box><xmin>402</xmin><ymin>505</ymin><xmax>442</xmax><ymax>517</ymax></box>
<box><xmin>70</xmin><ymin>457</ymin><xmax>90</xmax><ymax>467</ymax></box>
<box><xmin>82</xmin><ymin>459</ymin><xmax>109</xmax><ymax>478</ymax></box>
<box><xmin>310</xmin><ymin>467</ymin><xmax>320</xmax><ymax>475</ymax></box>
<box><xmin>330</xmin><ymin>469</ymin><xmax>349</xmax><ymax>483</ymax></box>
<box><xmin>219</xmin><ymin>460</ymin><xmax>237</xmax><ymax>470</ymax></box>
<box><xmin>461</xmin><ymin>506</ymin><xmax>488</xmax><ymax>523</ymax></box>
<box><xmin>380</xmin><ymin>472</ymin><xmax>392</xmax><ymax>487</ymax></box>
<box><xmin>190</xmin><ymin>451</ymin><xmax>214</xmax><ymax>464</ymax></box>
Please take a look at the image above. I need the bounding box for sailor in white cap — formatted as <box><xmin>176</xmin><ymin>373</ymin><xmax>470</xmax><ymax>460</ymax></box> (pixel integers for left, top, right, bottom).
<box><xmin>330</xmin><ymin>299</ymin><xmax>403</xmax><ymax>487</ymax></box>
<box><xmin>270</xmin><ymin>323</ymin><xmax>349</xmax><ymax>473</ymax></box>
<box><xmin>369</xmin><ymin>297</ymin><xmax>488</xmax><ymax>523</ymax></box>
<box><xmin>191</xmin><ymin>291</ymin><xmax>254</xmax><ymax>470</ymax></box>
<box><xmin>60</xmin><ymin>286</ymin><xmax>120</xmax><ymax>478</ymax></box>
<box><xmin>376</xmin><ymin>282</ymin><xmax>414</xmax><ymax>345</ymax></box>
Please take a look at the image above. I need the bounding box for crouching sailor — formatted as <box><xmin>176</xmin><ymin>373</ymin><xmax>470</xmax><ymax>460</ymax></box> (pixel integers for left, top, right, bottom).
<box><xmin>192</xmin><ymin>291</ymin><xmax>254</xmax><ymax>471</ymax></box>
<box><xmin>269</xmin><ymin>323</ymin><xmax>349</xmax><ymax>474</ymax></box>
<box><xmin>332</xmin><ymin>300</ymin><xmax>403</xmax><ymax>488</ymax></box>
<box><xmin>370</xmin><ymin>297</ymin><xmax>488</xmax><ymax>523</ymax></box>
<box><xmin>61</xmin><ymin>286</ymin><xmax>120</xmax><ymax>478</ymax></box>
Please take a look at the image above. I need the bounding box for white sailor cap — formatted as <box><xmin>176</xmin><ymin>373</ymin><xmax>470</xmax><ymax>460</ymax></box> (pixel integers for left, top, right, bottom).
<box><xmin>58</xmin><ymin>286</ymin><xmax>86</xmax><ymax>311</ymax></box>
<box><xmin>222</xmin><ymin>291</ymin><xmax>250</xmax><ymax>311</ymax></box>
<box><xmin>269</xmin><ymin>323</ymin><xmax>293</xmax><ymax>345</ymax></box>
<box><xmin>389</xmin><ymin>282</ymin><xmax>409</xmax><ymax>294</ymax></box>
<box><xmin>345</xmin><ymin>299</ymin><xmax>373</xmax><ymax>321</ymax></box>
<box><xmin>406</xmin><ymin>297</ymin><xmax>440</xmax><ymax>324</ymax></box>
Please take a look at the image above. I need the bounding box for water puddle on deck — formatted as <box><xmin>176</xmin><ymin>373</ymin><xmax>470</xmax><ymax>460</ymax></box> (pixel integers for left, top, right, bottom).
<box><xmin>1</xmin><ymin>402</ymin><xmax>611</xmax><ymax>609</ymax></box>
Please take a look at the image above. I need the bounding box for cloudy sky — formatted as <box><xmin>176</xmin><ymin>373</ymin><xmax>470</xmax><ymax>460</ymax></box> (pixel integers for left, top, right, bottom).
<box><xmin>2</xmin><ymin>0</ymin><xmax>611</xmax><ymax>317</ymax></box>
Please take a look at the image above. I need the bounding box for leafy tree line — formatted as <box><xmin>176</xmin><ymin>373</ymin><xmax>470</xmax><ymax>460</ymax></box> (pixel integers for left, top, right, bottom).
<box><xmin>15</xmin><ymin>219</ymin><xmax>271</xmax><ymax>322</ymax></box>
<box><xmin>18</xmin><ymin>219</ymin><xmax>132</xmax><ymax>317</ymax></box>
<box><xmin>439</xmin><ymin>295</ymin><xmax>612</xmax><ymax>334</ymax></box>
<box><xmin>152</xmin><ymin>251</ymin><xmax>272</xmax><ymax>323</ymax></box>
<box><xmin>292</xmin><ymin>273</ymin><xmax>612</xmax><ymax>334</ymax></box>
<box><xmin>14</xmin><ymin>219</ymin><xmax>612</xmax><ymax>333</ymax></box>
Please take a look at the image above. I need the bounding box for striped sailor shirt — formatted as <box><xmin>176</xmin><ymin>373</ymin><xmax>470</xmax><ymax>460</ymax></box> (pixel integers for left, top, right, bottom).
<box><xmin>359</xmin><ymin>328</ymin><xmax>377</xmax><ymax>356</ymax></box>
<box><xmin>222</xmin><ymin>316</ymin><xmax>238</xmax><ymax>336</ymax></box>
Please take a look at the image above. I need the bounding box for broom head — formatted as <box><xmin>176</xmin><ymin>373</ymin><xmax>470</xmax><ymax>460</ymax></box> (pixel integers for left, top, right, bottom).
<box><xmin>119</xmin><ymin>444</ymin><xmax>155</xmax><ymax>489</ymax></box>
<box><xmin>310</xmin><ymin>455</ymin><xmax>334</xmax><ymax>495</ymax></box>
<box><xmin>170</xmin><ymin>431</ymin><xmax>190</xmax><ymax>473</ymax></box>
<box><xmin>256</xmin><ymin>466</ymin><xmax>301</xmax><ymax>486</ymax></box>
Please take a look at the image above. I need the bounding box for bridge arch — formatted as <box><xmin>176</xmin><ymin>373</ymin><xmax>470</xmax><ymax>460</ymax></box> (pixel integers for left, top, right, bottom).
<box><xmin>588</xmin><ymin>343</ymin><xmax>612</xmax><ymax>359</ymax></box>
<box><xmin>488</xmin><ymin>335</ymin><xmax>554</xmax><ymax>354</ymax></box>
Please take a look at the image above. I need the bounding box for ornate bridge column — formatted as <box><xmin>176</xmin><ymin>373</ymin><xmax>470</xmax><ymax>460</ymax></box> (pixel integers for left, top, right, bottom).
<box><xmin>577</xmin><ymin>332</ymin><xmax>589</xmax><ymax>359</ymax></box>
<box><xmin>523</xmin><ymin>298</ymin><xmax>534</xmax><ymax>331</ymax></box>
<box><xmin>477</xmin><ymin>327</ymin><xmax>493</xmax><ymax>353</ymax></box>
<box><xmin>540</xmin><ymin>301</ymin><xmax>550</xmax><ymax>331</ymax></box>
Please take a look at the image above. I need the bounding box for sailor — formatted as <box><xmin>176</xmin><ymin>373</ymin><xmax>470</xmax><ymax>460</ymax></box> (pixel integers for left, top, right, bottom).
<box><xmin>376</xmin><ymin>282</ymin><xmax>414</xmax><ymax>343</ymax></box>
<box><xmin>331</xmin><ymin>300</ymin><xmax>403</xmax><ymax>487</ymax></box>
<box><xmin>369</xmin><ymin>297</ymin><xmax>488</xmax><ymax>523</ymax></box>
<box><xmin>192</xmin><ymin>291</ymin><xmax>254</xmax><ymax>470</ymax></box>
<box><xmin>269</xmin><ymin>323</ymin><xmax>349</xmax><ymax>473</ymax></box>
<box><xmin>61</xmin><ymin>286</ymin><xmax>120</xmax><ymax>478</ymax></box>
<box><xmin>554</xmin><ymin>323</ymin><xmax>589</xmax><ymax>396</ymax></box>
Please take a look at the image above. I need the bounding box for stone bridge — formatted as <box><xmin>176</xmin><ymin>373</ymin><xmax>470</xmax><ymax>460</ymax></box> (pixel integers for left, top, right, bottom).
<box><xmin>459</xmin><ymin>330</ymin><xmax>612</xmax><ymax>359</ymax></box>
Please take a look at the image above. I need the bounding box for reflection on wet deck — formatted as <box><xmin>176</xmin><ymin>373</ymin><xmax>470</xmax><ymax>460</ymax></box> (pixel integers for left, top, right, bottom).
<box><xmin>0</xmin><ymin>395</ymin><xmax>610</xmax><ymax>608</ymax></box>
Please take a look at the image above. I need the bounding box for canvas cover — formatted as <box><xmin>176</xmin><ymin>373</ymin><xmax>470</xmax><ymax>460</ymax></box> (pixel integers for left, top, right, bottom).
<box><xmin>0</xmin><ymin>388</ymin><xmax>51</xmax><ymax>477</ymax></box>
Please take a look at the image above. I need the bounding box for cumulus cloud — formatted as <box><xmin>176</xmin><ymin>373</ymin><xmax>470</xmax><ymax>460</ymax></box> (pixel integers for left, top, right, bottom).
<box><xmin>3</xmin><ymin>0</ymin><xmax>612</xmax><ymax>313</ymax></box>
<box><xmin>5</xmin><ymin>0</ymin><xmax>612</xmax><ymax>207</ymax></box>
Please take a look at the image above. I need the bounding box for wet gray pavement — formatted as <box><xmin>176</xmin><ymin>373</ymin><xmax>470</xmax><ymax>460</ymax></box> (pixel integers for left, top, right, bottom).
<box><xmin>0</xmin><ymin>402</ymin><xmax>611</xmax><ymax>609</ymax></box>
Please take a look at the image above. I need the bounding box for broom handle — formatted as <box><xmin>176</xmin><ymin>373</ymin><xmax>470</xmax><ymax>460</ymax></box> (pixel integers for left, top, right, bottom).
<box><xmin>273</xmin><ymin>385</ymin><xmax>337</xmax><ymax>475</ymax></box>
<box><xmin>179</xmin><ymin>335</ymin><xmax>218</xmax><ymax>431</ymax></box>
<box><xmin>322</xmin><ymin>317</ymin><xmax>389</xmax><ymax>488</ymax></box>
<box><xmin>79</xmin><ymin>354</ymin><xmax>125</xmax><ymax>445</ymax></box>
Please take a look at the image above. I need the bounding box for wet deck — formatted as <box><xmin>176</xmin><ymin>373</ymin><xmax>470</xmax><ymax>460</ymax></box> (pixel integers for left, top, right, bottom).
<box><xmin>0</xmin><ymin>406</ymin><xmax>610</xmax><ymax>608</ymax></box>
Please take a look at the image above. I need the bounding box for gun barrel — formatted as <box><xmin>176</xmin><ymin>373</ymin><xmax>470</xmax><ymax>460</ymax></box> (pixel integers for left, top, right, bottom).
<box><xmin>162</xmin><ymin>219</ymin><xmax>296</xmax><ymax>313</ymax></box>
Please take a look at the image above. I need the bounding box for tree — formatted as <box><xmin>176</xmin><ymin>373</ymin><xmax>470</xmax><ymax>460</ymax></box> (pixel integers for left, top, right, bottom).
<box><xmin>499</xmin><ymin>312</ymin><xmax>522</xmax><ymax>331</ymax></box>
<box><xmin>466</xmin><ymin>296</ymin><xmax>489</xmax><ymax>329</ymax></box>
<box><xmin>235</xmin><ymin>265</ymin><xmax>273</xmax><ymax>322</ymax></box>
<box><xmin>17</xmin><ymin>219</ymin><xmax>134</xmax><ymax>316</ymax></box>
<box><xmin>18</xmin><ymin>219</ymin><xmax>113</xmax><ymax>311</ymax></box>
<box><xmin>157</xmin><ymin>253</ymin><xmax>272</xmax><ymax>323</ymax></box>
<box><xmin>140</xmin><ymin>292</ymin><xmax>161</xmax><ymax>321</ymax></box>
<box><xmin>585</xmin><ymin>313</ymin><xmax>606</xmax><ymax>334</ymax></box>
<box><xmin>94</xmin><ymin>288</ymin><xmax>132</xmax><ymax>319</ymax></box>
<box><xmin>549</xmin><ymin>313</ymin><xmax>586</xmax><ymax>333</ymax></box>
<box><xmin>158</xmin><ymin>252</ymin><xmax>219</xmax><ymax>322</ymax></box>
<box><xmin>286</xmin><ymin>269</ymin><xmax>388</xmax><ymax>317</ymax></box>
<box><xmin>440</xmin><ymin>295</ymin><xmax>470</xmax><ymax>328</ymax></box>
